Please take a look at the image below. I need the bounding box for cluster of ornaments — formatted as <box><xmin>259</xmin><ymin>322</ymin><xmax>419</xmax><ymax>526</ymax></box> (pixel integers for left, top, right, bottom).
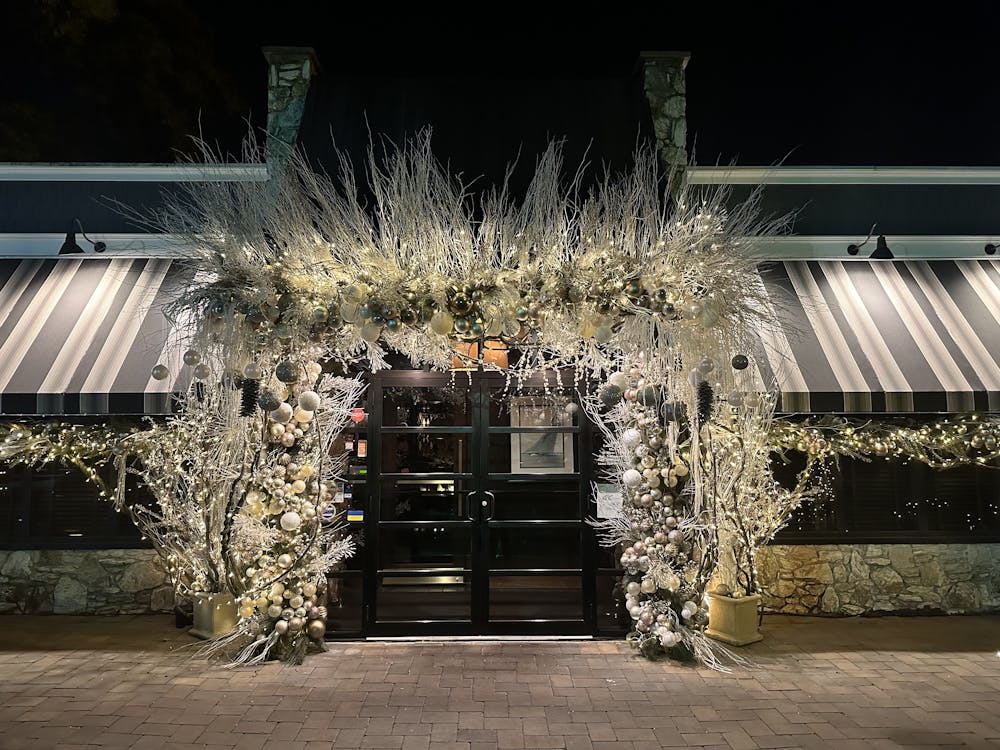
<box><xmin>239</xmin><ymin>579</ymin><xmax>327</xmax><ymax>643</ymax></box>
<box><xmin>237</xmin><ymin>362</ymin><xmax>336</xmax><ymax>656</ymax></box>
<box><xmin>605</xmin><ymin>364</ymin><xmax>710</xmax><ymax>655</ymax></box>
<box><xmin>153</xmin><ymin>255</ymin><xmax>742</xmax><ymax>369</ymax></box>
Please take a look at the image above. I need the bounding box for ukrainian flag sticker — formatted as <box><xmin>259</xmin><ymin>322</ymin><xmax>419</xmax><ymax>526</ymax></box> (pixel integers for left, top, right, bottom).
<box><xmin>346</xmin><ymin>510</ymin><xmax>364</xmax><ymax>522</ymax></box>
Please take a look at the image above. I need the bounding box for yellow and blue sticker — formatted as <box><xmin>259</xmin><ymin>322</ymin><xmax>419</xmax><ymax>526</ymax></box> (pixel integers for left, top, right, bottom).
<box><xmin>346</xmin><ymin>510</ymin><xmax>364</xmax><ymax>522</ymax></box>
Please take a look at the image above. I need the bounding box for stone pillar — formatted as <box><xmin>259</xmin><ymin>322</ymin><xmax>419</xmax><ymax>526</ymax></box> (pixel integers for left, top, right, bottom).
<box><xmin>261</xmin><ymin>46</ymin><xmax>317</xmax><ymax>175</ymax></box>
<box><xmin>639</xmin><ymin>51</ymin><xmax>690</xmax><ymax>194</ymax></box>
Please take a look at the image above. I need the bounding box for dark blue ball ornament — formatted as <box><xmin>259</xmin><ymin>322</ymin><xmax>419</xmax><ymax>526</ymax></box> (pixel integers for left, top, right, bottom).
<box><xmin>600</xmin><ymin>384</ymin><xmax>624</xmax><ymax>407</ymax></box>
<box><xmin>275</xmin><ymin>362</ymin><xmax>297</xmax><ymax>383</ymax></box>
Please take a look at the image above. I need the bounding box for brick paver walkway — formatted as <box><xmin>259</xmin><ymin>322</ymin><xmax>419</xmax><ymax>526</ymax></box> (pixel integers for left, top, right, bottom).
<box><xmin>1</xmin><ymin>614</ymin><xmax>999</xmax><ymax>749</ymax></box>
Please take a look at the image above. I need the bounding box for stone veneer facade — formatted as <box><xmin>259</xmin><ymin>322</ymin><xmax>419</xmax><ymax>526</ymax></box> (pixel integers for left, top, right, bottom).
<box><xmin>758</xmin><ymin>543</ymin><xmax>1000</xmax><ymax>615</ymax></box>
<box><xmin>640</xmin><ymin>50</ymin><xmax>689</xmax><ymax>192</ymax></box>
<box><xmin>0</xmin><ymin>549</ymin><xmax>171</xmax><ymax>615</ymax></box>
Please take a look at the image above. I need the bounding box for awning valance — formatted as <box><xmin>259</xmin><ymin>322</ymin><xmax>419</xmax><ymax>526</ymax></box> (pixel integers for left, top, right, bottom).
<box><xmin>755</xmin><ymin>260</ymin><xmax>1000</xmax><ymax>413</ymax></box>
<box><xmin>0</xmin><ymin>257</ymin><xmax>188</xmax><ymax>415</ymax></box>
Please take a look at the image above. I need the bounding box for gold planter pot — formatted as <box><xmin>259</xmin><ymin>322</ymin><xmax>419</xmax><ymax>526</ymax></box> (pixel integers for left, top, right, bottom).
<box><xmin>706</xmin><ymin>592</ymin><xmax>763</xmax><ymax>646</ymax></box>
<box><xmin>190</xmin><ymin>592</ymin><xmax>238</xmax><ymax>640</ymax></box>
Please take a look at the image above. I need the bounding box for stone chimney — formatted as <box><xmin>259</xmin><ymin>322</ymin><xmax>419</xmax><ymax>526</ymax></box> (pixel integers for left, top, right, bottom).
<box><xmin>639</xmin><ymin>51</ymin><xmax>690</xmax><ymax>194</ymax></box>
<box><xmin>261</xmin><ymin>46</ymin><xmax>318</xmax><ymax>174</ymax></box>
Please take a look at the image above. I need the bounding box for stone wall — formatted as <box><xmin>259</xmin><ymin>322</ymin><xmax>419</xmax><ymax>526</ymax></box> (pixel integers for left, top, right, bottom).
<box><xmin>0</xmin><ymin>549</ymin><xmax>172</xmax><ymax>615</ymax></box>
<box><xmin>758</xmin><ymin>543</ymin><xmax>1000</xmax><ymax>615</ymax></box>
<box><xmin>261</xmin><ymin>46</ymin><xmax>316</xmax><ymax>173</ymax></box>
<box><xmin>639</xmin><ymin>51</ymin><xmax>689</xmax><ymax>192</ymax></box>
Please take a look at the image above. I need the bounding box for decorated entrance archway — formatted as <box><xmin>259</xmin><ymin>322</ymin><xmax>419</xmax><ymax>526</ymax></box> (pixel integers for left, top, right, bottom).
<box><xmin>121</xmin><ymin>134</ymin><xmax>791</xmax><ymax>665</ymax></box>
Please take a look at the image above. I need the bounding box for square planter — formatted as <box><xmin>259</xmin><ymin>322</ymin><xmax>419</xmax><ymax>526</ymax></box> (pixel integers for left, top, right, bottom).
<box><xmin>706</xmin><ymin>592</ymin><xmax>763</xmax><ymax>646</ymax></box>
<box><xmin>189</xmin><ymin>592</ymin><xmax>238</xmax><ymax>640</ymax></box>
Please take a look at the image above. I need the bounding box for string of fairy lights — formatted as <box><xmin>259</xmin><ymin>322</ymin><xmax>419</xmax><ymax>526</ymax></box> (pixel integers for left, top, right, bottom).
<box><xmin>0</xmin><ymin>422</ymin><xmax>135</xmax><ymax>498</ymax></box>
<box><xmin>3</xmin><ymin>412</ymin><xmax>997</xmax><ymax>500</ymax></box>
<box><xmin>769</xmin><ymin>413</ymin><xmax>1000</xmax><ymax>469</ymax></box>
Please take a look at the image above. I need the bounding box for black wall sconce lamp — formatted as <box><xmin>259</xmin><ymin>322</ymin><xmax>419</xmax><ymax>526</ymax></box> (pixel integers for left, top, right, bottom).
<box><xmin>58</xmin><ymin>219</ymin><xmax>107</xmax><ymax>255</ymax></box>
<box><xmin>847</xmin><ymin>224</ymin><xmax>893</xmax><ymax>259</ymax></box>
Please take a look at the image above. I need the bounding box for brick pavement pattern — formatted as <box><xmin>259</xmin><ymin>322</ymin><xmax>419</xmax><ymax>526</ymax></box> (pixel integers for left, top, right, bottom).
<box><xmin>0</xmin><ymin>615</ymin><xmax>999</xmax><ymax>749</ymax></box>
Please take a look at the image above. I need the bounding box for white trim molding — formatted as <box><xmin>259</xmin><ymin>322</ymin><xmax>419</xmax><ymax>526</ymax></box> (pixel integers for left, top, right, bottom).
<box><xmin>688</xmin><ymin>166</ymin><xmax>1000</xmax><ymax>186</ymax></box>
<box><xmin>750</xmin><ymin>235</ymin><xmax>999</xmax><ymax>260</ymax></box>
<box><xmin>0</xmin><ymin>164</ymin><xmax>268</xmax><ymax>182</ymax></box>
<box><xmin>0</xmin><ymin>233</ymin><xmax>994</xmax><ymax>261</ymax></box>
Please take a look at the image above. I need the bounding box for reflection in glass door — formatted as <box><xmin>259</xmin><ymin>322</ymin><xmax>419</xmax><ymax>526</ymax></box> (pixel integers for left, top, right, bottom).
<box><xmin>365</xmin><ymin>371</ymin><xmax>596</xmax><ymax>635</ymax></box>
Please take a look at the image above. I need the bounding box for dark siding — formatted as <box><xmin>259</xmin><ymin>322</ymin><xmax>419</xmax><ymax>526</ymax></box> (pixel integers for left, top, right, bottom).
<box><xmin>0</xmin><ymin>181</ymin><xmax>187</xmax><ymax>234</ymax></box>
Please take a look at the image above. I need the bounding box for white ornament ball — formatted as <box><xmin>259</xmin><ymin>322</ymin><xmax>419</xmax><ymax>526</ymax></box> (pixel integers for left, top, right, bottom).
<box><xmin>267</xmin><ymin>604</ymin><xmax>282</xmax><ymax>618</ymax></box>
<box><xmin>640</xmin><ymin>578</ymin><xmax>657</xmax><ymax>594</ymax></box>
<box><xmin>303</xmin><ymin>582</ymin><xmax>317</xmax><ymax>598</ymax></box>
<box><xmin>280</xmin><ymin>511</ymin><xmax>302</xmax><ymax>531</ymax></box>
<box><xmin>622</xmin><ymin>469</ymin><xmax>643</xmax><ymax>487</ymax></box>
<box><xmin>273</xmin><ymin>619</ymin><xmax>289</xmax><ymax>635</ymax></box>
<box><xmin>608</xmin><ymin>371</ymin><xmax>628</xmax><ymax>389</ymax></box>
<box><xmin>281</xmin><ymin>433</ymin><xmax>296</xmax><ymax>448</ymax></box>
<box><xmin>621</xmin><ymin>428</ymin><xmax>642</xmax><ymax>449</ymax></box>
<box><xmin>289</xmin><ymin>595</ymin><xmax>304</xmax><ymax>609</ymax></box>
<box><xmin>564</xmin><ymin>402</ymin><xmax>579</xmax><ymax>415</ymax></box>
<box><xmin>277</xmin><ymin>553</ymin><xmax>293</xmax><ymax>568</ymax></box>
<box><xmin>629</xmin><ymin>605</ymin><xmax>643</xmax><ymax>620</ymax></box>
<box><xmin>290</xmin><ymin>479</ymin><xmax>306</xmax><ymax>495</ymax></box>
<box><xmin>625</xmin><ymin>581</ymin><xmax>641</xmax><ymax>596</ymax></box>
<box><xmin>293</xmin><ymin>408</ymin><xmax>314</xmax><ymax>423</ymax></box>
<box><xmin>297</xmin><ymin>390</ymin><xmax>320</xmax><ymax>411</ymax></box>
<box><xmin>270</xmin><ymin>402</ymin><xmax>293</xmax><ymax>423</ymax></box>
<box><xmin>660</xmin><ymin>631</ymin><xmax>680</xmax><ymax>647</ymax></box>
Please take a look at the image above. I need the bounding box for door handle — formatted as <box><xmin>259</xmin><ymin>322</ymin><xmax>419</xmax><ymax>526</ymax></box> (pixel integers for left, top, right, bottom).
<box><xmin>482</xmin><ymin>491</ymin><xmax>495</xmax><ymax>520</ymax></box>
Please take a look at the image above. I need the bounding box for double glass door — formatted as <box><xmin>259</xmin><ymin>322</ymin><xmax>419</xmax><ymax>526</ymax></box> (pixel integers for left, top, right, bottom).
<box><xmin>365</xmin><ymin>370</ymin><xmax>596</xmax><ymax>635</ymax></box>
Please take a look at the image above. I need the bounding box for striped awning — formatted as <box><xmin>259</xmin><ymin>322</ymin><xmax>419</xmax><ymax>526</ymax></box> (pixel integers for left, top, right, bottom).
<box><xmin>0</xmin><ymin>257</ymin><xmax>189</xmax><ymax>415</ymax></box>
<box><xmin>755</xmin><ymin>260</ymin><xmax>1000</xmax><ymax>413</ymax></box>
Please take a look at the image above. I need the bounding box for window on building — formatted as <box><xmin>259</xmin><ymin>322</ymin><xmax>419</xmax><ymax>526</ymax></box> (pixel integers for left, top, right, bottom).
<box><xmin>0</xmin><ymin>463</ymin><xmax>150</xmax><ymax>550</ymax></box>
<box><xmin>774</xmin><ymin>451</ymin><xmax>1000</xmax><ymax>544</ymax></box>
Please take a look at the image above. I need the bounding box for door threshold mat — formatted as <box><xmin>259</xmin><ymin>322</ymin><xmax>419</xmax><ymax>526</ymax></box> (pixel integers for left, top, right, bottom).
<box><xmin>366</xmin><ymin>635</ymin><xmax>595</xmax><ymax>641</ymax></box>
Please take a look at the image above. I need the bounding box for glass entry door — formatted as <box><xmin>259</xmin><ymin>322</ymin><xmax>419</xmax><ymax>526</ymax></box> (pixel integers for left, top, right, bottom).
<box><xmin>365</xmin><ymin>371</ymin><xmax>595</xmax><ymax>635</ymax></box>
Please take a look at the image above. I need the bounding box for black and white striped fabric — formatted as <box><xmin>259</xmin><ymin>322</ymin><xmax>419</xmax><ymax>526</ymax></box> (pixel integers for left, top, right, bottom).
<box><xmin>754</xmin><ymin>260</ymin><xmax>1000</xmax><ymax>414</ymax></box>
<box><xmin>0</xmin><ymin>257</ymin><xmax>189</xmax><ymax>415</ymax></box>
<box><xmin>1</xmin><ymin>257</ymin><xmax>997</xmax><ymax>417</ymax></box>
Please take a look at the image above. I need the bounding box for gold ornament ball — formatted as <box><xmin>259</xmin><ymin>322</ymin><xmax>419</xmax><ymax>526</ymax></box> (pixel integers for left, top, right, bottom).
<box><xmin>430</xmin><ymin>310</ymin><xmax>454</xmax><ymax>335</ymax></box>
<box><xmin>307</xmin><ymin>619</ymin><xmax>326</xmax><ymax>640</ymax></box>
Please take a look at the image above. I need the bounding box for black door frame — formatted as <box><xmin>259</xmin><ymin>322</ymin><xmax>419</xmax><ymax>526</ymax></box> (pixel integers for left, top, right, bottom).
<box><xmin>362</xmin><ymin>369</ymin><xmax>598</xmax><ymax>636</ymax></box>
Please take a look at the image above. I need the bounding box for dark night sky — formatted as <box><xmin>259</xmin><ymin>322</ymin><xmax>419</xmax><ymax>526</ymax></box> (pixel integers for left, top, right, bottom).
<box><xmin>2</xmin><ymin>0</ymin><xmax>999</xmax><ymax>166</ymax></box>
